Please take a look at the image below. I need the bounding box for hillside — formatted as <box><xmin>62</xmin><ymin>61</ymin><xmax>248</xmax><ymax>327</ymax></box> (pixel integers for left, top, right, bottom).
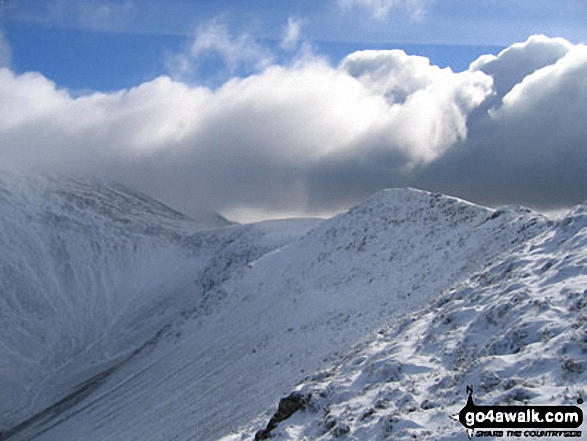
<box><xmin>224</xmin><ymin>204</ymin><xmax>587</xmax><ymax>440</ymax></box>
<box><xmin>0</xmin><ymin>174</ymin><xmax>316</xmax><ymax>435</ymax></box>
<box><xmin>0</xmin><ymin>178</ymin><xmax>558</xmax><ymax>440</ymax></box>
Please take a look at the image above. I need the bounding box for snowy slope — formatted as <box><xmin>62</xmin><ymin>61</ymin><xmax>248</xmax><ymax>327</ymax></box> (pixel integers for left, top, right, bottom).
<box><xmin>1</xmin><ymin>186</ymin><xmax>551</xmax><ymax>441</ymax></box>
<box><xmin>224</xmin><ymin>203</ymin><xmax>587</xmax><ymax>440</ymax></box>
<box><xmin>0</xmin><ymin>174</ymin><xmax>319</xmax><ymax>435</ymax></box>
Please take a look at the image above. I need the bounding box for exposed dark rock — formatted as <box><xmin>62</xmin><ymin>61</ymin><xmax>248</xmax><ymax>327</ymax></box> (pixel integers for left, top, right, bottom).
<box><xmin>254</xmin><ymin>392</ymin><xmax>312</xmax><ymax>440</ymax></box>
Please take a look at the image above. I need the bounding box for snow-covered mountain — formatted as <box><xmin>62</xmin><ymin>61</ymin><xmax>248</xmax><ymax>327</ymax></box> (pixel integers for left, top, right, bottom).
<box><xmin>2</xmin><ymin>175</ymin><xmax>582</xmax><ymax>441</ymax></box>
<box><xmin>224</xmin><ymin>203</ymin><xmax>587</xmax><ymax>441</ymax></box>
<box><xmin>0</xmin><ymin>174</ymin><xmax>315</xmax><ymax>435</ymax></box>
<box><xmin>0</xmin><ymin>174</ymin><xmax>225</xmax><ymax>426</ymax></box>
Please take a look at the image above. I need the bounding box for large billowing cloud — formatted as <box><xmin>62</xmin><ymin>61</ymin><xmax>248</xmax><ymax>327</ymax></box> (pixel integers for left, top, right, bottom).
<box><xmin>0</xmin><ymin>33</ymin><xmax>586</xmax><ymax>221</ymax></box>
<box><xmin>470</xmin><ymin>35</ymin><xmax>572</xmax><ymax>104</ymax></box>
<box><xmin>417</xmin><ymin>36</ymin><xmax>587</xmax><ymax>209</ymax></box>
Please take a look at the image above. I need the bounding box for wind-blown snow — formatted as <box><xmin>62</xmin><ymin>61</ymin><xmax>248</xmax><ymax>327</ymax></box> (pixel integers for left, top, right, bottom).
<box><xmin>1</xmin><ymin>178</ymin><xmax>556</xmax><ymax>441</ymax></box>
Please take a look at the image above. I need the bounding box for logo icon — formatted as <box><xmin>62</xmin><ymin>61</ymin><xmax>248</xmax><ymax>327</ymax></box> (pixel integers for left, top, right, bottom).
<box><xmin>451</xmin><ymin>386</ymin><xmax>583</xmax><ymax>439</ymax></box>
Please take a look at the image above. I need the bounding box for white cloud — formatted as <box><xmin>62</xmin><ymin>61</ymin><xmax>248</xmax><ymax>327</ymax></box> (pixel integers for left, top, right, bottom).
<box><xmin>418</xmin><ymin>37</ymin><xmax>587</xmax><ymax>209</ymax></box>
<box><xmin>281</xmin><ymin>17</ymin><xmax>302</xmax><ymax>50</ymax></box>
<box><xmin>168</xmin><ymin>18</ymin><xmax>274</xmax><ymax>82</ymax></box>
<box><xmin>487</xmin><ymin>43</ymin><xmax>587</xmax><ymax>173</ymax></box>
<box><xmin>1</xmin><ymin>35</ymin><xmax>586</xmax><ymax>220</ymax></box>
<box><xmin>0</xmin><ymin>48</ymin><xmax>491</xmax><ymax>218</ymax></box>
<box><xmin>341</xmin><ymin>50</ymin><xmax>491</xmax><ymax>163</ymax></box>
<box><xmin>190</xmin><ymin>20</ymin><xmax>271</xmax><ymax>70</ymax></box>
<box><xmin>339</xmin><ymin>0</ymin><xmax>431</xmax><ymax>20</ymax></box>
<box><xmin>471</xmin><ymin>34</ymin><xmax>572</xmax><ymax>100</ymax></box>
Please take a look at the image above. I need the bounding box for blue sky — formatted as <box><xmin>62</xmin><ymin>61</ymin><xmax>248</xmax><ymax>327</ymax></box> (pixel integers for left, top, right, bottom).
<box><xmin>0</xmin><ymin>1</ymin><xmax>586</xmax><ymax>222</ymax></box>
<box><xmin>1</xmin><ymin>0</ymin><xmax>584</xmax><ymax>91</ymax></box>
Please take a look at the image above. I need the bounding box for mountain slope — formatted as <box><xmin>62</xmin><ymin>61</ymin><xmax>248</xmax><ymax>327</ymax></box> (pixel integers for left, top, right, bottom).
<box><xmin>224</xmin><ymin>203</ymin><xmax>587</xmax><ymax>440</ymax></box>
<box><xmin>0</xmin><ymin>174</ymin><xmax>318</xmax><ymax>434</ymax></box>
<box><xmin>1</xmin><ymin>186</ymin><xmax>552</xmax><ymax>441</ymax></box>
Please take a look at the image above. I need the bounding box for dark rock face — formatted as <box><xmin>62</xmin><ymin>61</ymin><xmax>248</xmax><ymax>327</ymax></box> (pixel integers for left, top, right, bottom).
<box><xmin>254</xmin><ymin>392</ymin><xmax>312</xmax><ymax>440</ymax></box>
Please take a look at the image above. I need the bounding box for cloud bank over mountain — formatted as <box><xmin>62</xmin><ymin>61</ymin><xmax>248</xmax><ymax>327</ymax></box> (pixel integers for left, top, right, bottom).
<box><xmin>0</xmin><ymin>34</ymin><xmax>586</xmax><ymax>221</ymax></box>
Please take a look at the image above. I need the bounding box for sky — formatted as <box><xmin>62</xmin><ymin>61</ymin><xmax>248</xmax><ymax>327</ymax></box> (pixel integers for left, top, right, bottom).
<box><xmin>0</xmin><ymin>0</ymin><xmax>586</xmax><ymax>222</ymax></box>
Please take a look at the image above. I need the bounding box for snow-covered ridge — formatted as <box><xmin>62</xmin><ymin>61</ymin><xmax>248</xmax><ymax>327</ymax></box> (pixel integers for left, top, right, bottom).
<box><xmin>0</xmin><ymin>179</ymin><xmax>555</xmax><ymax>440</ymax></box>
<box><xmin>225</xmin><ymin>203</ymin><xmax>587</xmax><ymax>440</ymax></box>
<box><xmin>0</xmin><ymin>174</ymin><xmax>230</xmax><ymax>236</ymax></box>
